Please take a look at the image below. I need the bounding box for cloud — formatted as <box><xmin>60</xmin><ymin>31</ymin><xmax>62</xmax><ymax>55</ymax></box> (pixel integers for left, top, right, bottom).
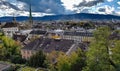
<box><xmin>107</xmin><ymin>0</ymin><xmax>113</xmax><ymax>2</ymax></box>
<box><xmin>115</xmin><ymin>11</ymin><xmax>120</xmax><ymax>16</ymax></box>
<box><xmin>61</xmin><ymin>0</ymin><xmax>82</xmax><ymax>11</ymax></box>
<box><xmin>17</xmin><ymin>0</ymin><xmax>66</xmax><ymax>14</ymax></box>
<box><xmin>1</xmin><ymin>0</ymin><xmax>120</xmax><ymax>16</ymax></box>
<box><xmin>80</xmin><ymin>8</ymin><xmax>91</xmax><ymax>13</ymax></box>
<box><xmin>117</xmin><ymin>1</ymin><xmax>120</xmax><ymax>5</ymax></box>
<box><xmin>98</xmin><ymin>8</ymin><xmax>106</xmax><ymax>12</ymax></box>
<box><xmin>75</xmin><ymin>0</ymin><xmax>104</xmax><ymax>7</ymax></box>
<box><xmin>0</xmin><ymin>0</ymin><xmax>20</xmax><ymax>10</ymax></box>
<box><xmin>118</xmin><ymin>7</ymin><xmax>120</xmax><ymax>9</ymax></box>
<box><xmin>73</xmin><ymin>0</ymin><xmax>105</xmax><ymax>13</ymax></box>
<box><xmin>97</xmin><ymin>5</ymin><xmax>115</xmax><ymax>14</ymax></box>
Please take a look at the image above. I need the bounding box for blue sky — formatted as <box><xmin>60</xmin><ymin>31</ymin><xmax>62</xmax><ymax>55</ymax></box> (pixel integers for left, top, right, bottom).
<box><xmin>4</xmin><ymin>0</ymin><xmax>120</xmax><ymax>15</ymax></box>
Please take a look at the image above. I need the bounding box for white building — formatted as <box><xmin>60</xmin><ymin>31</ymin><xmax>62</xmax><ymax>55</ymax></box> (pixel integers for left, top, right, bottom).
<box><xmin>2</xmin><ymin>22</ymin><xmax>19</xmax><ymax>37</ymax></box>
<box><xmin>116</xmin><ymin>27</ymin><xmax>120</xmax><ymax>30</ymax></box>
<box><xmin>62</xmin><ymin>31</ymin><xmax>94</xmax><ymax>42</ymax></box>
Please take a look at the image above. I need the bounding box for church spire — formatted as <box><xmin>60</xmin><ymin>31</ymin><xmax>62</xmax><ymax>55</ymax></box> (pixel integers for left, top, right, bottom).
<box><xmin>13</xmin><ymin>0</ymin><xmax>17</xmax><ymax>24</ymax></box>
<box><xmin>13</xmin><ymin>15</ymin><xmax>16</xmax><ymax>23</ymax></box>
<box><xmin>29</xmin><ymin>0</ymin><xmax>33</xmax><ymax>24</ymax></box>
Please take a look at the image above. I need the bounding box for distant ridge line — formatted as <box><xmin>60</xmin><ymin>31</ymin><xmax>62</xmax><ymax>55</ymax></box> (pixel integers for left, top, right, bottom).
<box><xmin>0</xmin><ymin>13</ymin><xmax>120</xmax><ymax>22</ymax></box>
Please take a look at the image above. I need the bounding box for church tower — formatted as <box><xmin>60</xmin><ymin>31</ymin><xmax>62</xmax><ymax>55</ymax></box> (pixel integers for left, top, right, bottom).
<box><xmin>13</xmin><ymin>15</ymin><xmax>16</xmax><ymax>24</ymax></box>
<box><xmin>29</xmin><ymin>0</ymin><xmax>33</xmax><ymax>25</ymax></box>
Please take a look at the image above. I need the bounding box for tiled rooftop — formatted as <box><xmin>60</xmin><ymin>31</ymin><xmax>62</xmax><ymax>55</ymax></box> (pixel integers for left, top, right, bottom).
<box><xmin>22</xmin><ymin>37</ymin><xmax>74</xmax><ymax>53</ymax></box>
<box><xmin>13</xmin><ymin>34</ymin><xmax>27</xmax><ymax>42</ymax></box>
<box><xmin>0</xmin><ymin>63</ymin><xmax>11</xmax><ymax>71</ymax></box>
<box><xmin>29</xmin><ymin>30</ymin><xmax>46</xmax><ymax>35</ymax></box>
<box><xmin>2</xmin><ymin>22</ymin><xmax>18</xmax><ymax>28</ymax></box>
<box><xmin>109</xmin><ymin>32</ymin><xmax>120</xmax><ymax>40</ymax></box>
<box><xmin>64</xmin><ymin>31</ymin><xmax>93</xmax><ymax>37</ymax></box>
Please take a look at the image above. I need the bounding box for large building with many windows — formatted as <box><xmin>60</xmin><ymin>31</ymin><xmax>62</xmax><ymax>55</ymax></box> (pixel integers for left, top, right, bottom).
<box><xmin>2</xmin><ymin>22</ymin><xmax>19</xmax><ymax>37</ymax></box>
<box><xmin>62</xmin><ymin>31</ymin><xmax>94</xmax><ymax>42</ymax></box>
<box><xmin>46</xmin><ymin>29</ymin><xmax>94</xmax><ymax>42</ymax></box>
<box><xmin>21</xmin><ymin>37</ymin><xmax>77</xmax><ymax>59</ymax></box>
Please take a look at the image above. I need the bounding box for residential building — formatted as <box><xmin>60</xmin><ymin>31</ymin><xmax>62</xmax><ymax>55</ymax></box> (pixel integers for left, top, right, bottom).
<box><xmin>28</xmin><ymin>30</ymin><xmax>47</xmax><ymax>39</ymax></box>
<box><xmin>62</xmin><ymin>31</ymin><xmax>94</xmax><ymax>42</ymax></box>
<box><xmin>13</xmin><ymin>33</ymin><xmax>27</xmax><ymax>42</ymax></box>
<box><xmin>2</xmin><ymin>22</ymin><xmax>19</xmax><ymax>37</ymax></box>
<box><xmin>21</xmin><ymin>37</ymin><xmax>77</xmax><ymax>59</ymax></box>
<box><xmin>46</xmin><ymin>29</ymin><xmax>93</xmax><ymax>42</ymax></box>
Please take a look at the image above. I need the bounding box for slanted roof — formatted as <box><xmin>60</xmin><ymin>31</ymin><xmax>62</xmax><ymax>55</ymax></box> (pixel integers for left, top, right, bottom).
<box><xmin>33</xmin><ymin>25</ymin><xmax>42</xmax><ymax>28</ymax></box>
<box><xmin>64</xmin><ymin>31</ymin><xmax>93</xmax><ymax>37</ymax></box>
<box><xmin>13</xmin><ymin>34</ymin><xmax>27</xmax><ymax>42</ymax></box>
<box><xmin>109</xmin><ymin>32</ymin><xmax>120</xmax><ymax>40</ymax></box>
<box><xmin>29</xmin><ymin>30</ymin><xmax>46</xmax><ymax>35</ymax></box>
<box><xmin>0</xmin><ymin>63</ymin><xmax>11</xmax><ymax>71</ymax></box>
<box><xmin>2</xmin><ymin>22</ymin><xmax>18</xmax><ymax>28</ymax></box>
<box><xmin>22</xmin><ymin>38</ymin><xmax>74</xmax><ymax>53</ymax></box>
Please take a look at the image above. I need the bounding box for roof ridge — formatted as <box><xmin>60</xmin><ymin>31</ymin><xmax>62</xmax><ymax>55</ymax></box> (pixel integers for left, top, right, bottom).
<box><xmin>32</xmin><ymin>39</ymin><xmax>40</xmax><ymax>50</ymax></box>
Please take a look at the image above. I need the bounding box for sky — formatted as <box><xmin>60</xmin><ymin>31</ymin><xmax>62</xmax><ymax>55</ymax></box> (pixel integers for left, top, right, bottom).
<box><xmin>3</xmin><ymin>0</ymin><xmax>120</xmax><ymax>15</ymax></box>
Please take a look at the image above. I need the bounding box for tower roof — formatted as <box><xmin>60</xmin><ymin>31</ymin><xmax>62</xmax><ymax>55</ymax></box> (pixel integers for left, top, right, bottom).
<box><xmin>29</xmin><ymin>1</ymin><xmax>33</xmax><ymax>24</ymax></box>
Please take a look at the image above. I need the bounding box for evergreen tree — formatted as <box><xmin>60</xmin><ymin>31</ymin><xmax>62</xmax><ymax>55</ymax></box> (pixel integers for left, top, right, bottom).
<box><xmin>27</xmin><ymin>50</ymin><xmax>47</xmax><ymax>68</ymax></box>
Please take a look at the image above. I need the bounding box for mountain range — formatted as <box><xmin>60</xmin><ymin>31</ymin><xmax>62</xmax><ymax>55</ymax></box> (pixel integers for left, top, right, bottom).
<box><xmin>0</xmin><ymin>13</ymin><xmax>120</xmax><ymax>22</ymax></box>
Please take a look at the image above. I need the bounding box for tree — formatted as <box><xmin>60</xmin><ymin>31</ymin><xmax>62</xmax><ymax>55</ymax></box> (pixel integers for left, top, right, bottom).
<box><xmin>11</xmin><ymin>55</ymin><xmax>26</xmax><ymax>64</ymax></box>
<box><xmin>111</xmin><ymin>40</ymin><xmax>120</xmax><ymax>71</ymax></box>
<box><xmin>55</xmin><ymin>49</ymin><xmax>86</xmax><ymax>71</ymax></box>
<box><xmin>70</xmin><ymin>49</ymin><xmax>86</xmax><ymax>71</ymax></box>
<box><xmin>19</xmin><ymin>67</ymin><xmax>36</xmax><ymax>71</ymax></box>
<box><xmin>27</xmin><ymin>50</ymin><xmax>47</xmax><ymax>68</ymax></box>
<box><xmin>56</xmin><ymin>52</ymin><xmax>71</xmax><ymax>71</ymax></box>
<box><xmin>82</xmin><ymin>26</ymin><xmax>116</xmax><ymax>71</ymax></box>
<box><xmin>0</xmin><ymin>34</ymin><xmax>21</xmax><ymax>61</ymax></box>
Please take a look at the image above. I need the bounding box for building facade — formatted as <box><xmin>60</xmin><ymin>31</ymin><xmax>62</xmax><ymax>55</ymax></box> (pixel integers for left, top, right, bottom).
<box><xmin>2</xmin><ymin>22</ymin><xmax>19</xmax><ymax>37</ymax></box>
<box><xmin>21</xmin><ymin>37</ymin><xmax>76</xmax><ymax>60</ymax></box>
<box><xmin>62</xmin><ymin>31</ymin><xmax>94</xmax><ymax>42</ymax></box>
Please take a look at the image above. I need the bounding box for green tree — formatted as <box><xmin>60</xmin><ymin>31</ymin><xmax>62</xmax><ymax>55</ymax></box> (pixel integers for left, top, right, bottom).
<box><xmin>0</xmin><ymin>33</ymin><xmax>23</xmax><ymax>64</ymax></box>
<box><xmin>27</xmin><ymin>50</ymin><xmax>47</xmax><ymax>68</ymax></box>
<box><xmin>19</xmin><ymin>67</ymin><xmax>35</xmax><ymax>71</ymax></box>
<box><xmin>0</xmin><ymin>34</ymin><xmax>21</xmax><ymax>61</ymax></box>
<box><xmin>11</xmin><ymin>55</ymin><xmax>26</xmax><ymax>64</ymax></box>
<box><xmin>111</xmin><ymin>40</ymin><xmax>120</xmax><ymax>71</ymax></box>
<box><xmin>56</xmin><ymin>52</ymin><xmax>71</xmax><ymax>71</ymax></box>
<box><xmin>55</xmin><ymin>49</ymin><xmax>86</xmax><ymax>71</ymax></box>
<box><xmin>83</xmin><ymin>26</ymin><xmax>116</xmax><ymax>71</ymax></box>
<box><xmin>70</xmin><ymin>49</ymin><xmax>86</xmax><ymax>71</ymax></box>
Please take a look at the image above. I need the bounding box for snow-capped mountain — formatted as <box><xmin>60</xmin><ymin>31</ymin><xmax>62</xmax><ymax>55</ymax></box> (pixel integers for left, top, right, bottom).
<box><xmin>0</xmin><ymin>0</ymin><xmax>53</xmax><ymax>17</ymax></box>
